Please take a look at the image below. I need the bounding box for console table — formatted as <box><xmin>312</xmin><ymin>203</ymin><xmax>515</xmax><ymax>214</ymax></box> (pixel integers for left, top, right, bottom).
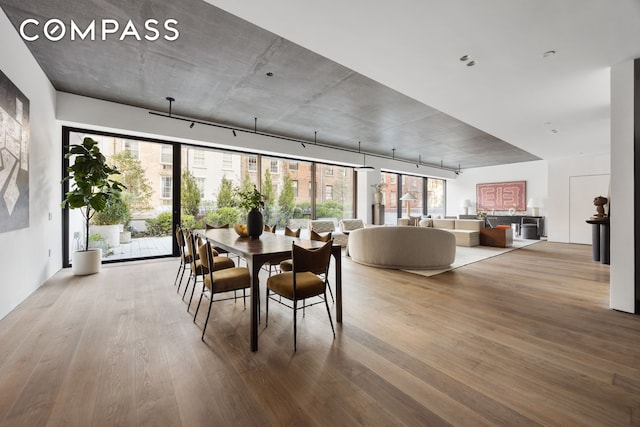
<box><xmin>372</xmin><ymin>204</ymin><xmax>385</xmax><ymax>225</ymax></box>
<box><xmin>586</xmin><ymin>218</ymin><xmax>610</xmax><ymax>265</ymax></box>
<box><xmin>485</xmin><ymin>215</ymin><xmax>545</xmax><ymax>237</ymax></box>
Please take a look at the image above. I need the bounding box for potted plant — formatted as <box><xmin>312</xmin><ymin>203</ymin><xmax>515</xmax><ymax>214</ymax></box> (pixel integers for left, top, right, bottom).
<box><xmin>91</xmin><ymin>193</ymin><xmax>131</xmax><ymax>247</ymax></box>
<box><xmin>62</xmin><ymin>137</ymin><xmax>125</xmax><ymax>275</ymax></box>
<box><xmin>236</xmin><ymin>185</ymin><xmax>264</xmax><ymax>239</ymax></box>
<box><xmin>371</xmin><ymin>181</ymin><xmax>387</xmax><ymax>205</ymax></box>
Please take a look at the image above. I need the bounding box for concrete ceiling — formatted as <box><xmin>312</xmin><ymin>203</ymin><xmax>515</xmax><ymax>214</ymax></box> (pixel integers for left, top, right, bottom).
<box><xmin>206</xmin><ymin>0</ymin><xmax>640</xmax><ymax>163</ymax></box>
<box><xmin>8</xmin><ymin>2</ymin><xmax>638</xmax><ymax>170</ymax></box>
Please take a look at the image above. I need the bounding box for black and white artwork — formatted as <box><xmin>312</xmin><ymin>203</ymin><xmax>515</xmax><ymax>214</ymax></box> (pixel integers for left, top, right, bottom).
<box><xmin>0</xmin><ymin>69</ymin><xmax>29</xmax><ymax>233</ymax></box>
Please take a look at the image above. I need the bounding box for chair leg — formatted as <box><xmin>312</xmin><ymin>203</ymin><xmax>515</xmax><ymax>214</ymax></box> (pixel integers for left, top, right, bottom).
<box><xmin>326</xmin><ymin>278</ymin><xmax>334</xmax><ymax>303</ymax></box>
<box><xmin>242</xmin><ymin>288</ymin><xmax>246</xmax><ymax>310</ymax></box>
<box><xmin>293</xmin><ymin>299</ymin><xmax>297</xmax><ymax>352</ymax></box>
<box><xmin>194</xmin><ymin>290</ymin><xmax>205</xmax><ymax>322</ymax></box>
<box><xmin>265</xmin><ymin>288</ymin><xmax>270</xmax><ymax>326</ymax></box>
<box><xmin>177</xmin><ymin>265</ymin><xmax>188</xmax><ymax>294</ymax></box>
<box><xmin>201</xmin><ymin>297</ymin><xmax>214</xmax><ymax>341</ymax></box>
<box><xmin>187</xmin><ymin>278</ymin><xmax>199</xmax><ymax>312</ymax></box>
<box><xmin>324</xmin><ymin>290</ymin><xmax>336</xmax><ymax>338</ymax></box>
<box><xmin>182</xmin><ymin>272</ymin><xmax>192</xmax><ymax>299</ymax></box>
<box><xmin>173</xmin><ymin>261</ymin><xmax>184</xmax><ymax>287</ymax></box>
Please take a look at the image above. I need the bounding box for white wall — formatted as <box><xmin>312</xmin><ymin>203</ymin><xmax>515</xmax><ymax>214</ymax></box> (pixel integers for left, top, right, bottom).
<box><xmin>0</xmin><ymin>10</ymin><xmax>59</xmax><ymax>319</ymax></box>
<box><xmin>610</xmin><ymin>59</ymin><xmax>635</xmax><ymax>313</ymax></box>
<box><xmin>547</xmin><ymin>154</ymin><xmax>611</xmax><ymax>243</ymax></box>
<box><xmin>447</xmin><ymin>160</ymin><xmax>548</xmax><ymax>228</ymax></box>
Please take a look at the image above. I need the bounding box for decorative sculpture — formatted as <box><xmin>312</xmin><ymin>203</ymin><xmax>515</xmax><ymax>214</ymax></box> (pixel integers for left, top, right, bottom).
<box><xmin>593</xmin><ymin>196</ymin><xmax>608</xmax><ymax>219</ymax></box>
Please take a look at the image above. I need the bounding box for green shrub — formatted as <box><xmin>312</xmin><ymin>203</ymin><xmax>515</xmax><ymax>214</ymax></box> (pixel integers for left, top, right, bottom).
<box><xmin>205</xmin><ymin>207</ymin><xmax>241</xmax><ymax>227</ymax></box>
<box><xmin>145</xmin><ymin>212</ymin><xmax>173</xmax><ymax>236</ymax></box>
<box><xmin>93</xmin><ymin>195</ymin><xmax>130</xmax><ymax>225</ymax></box>
<box><xmin>316</xmin><ymin>201</ymin><xmax>344</xmax><ymax>219</ymax></box>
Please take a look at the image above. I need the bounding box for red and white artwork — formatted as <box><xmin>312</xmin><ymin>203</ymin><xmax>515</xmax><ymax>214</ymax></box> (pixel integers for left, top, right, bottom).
<box><xmin>476</xmin><ymin>181</ymin><xmax>526</xmax><ymax>211</ymax></box>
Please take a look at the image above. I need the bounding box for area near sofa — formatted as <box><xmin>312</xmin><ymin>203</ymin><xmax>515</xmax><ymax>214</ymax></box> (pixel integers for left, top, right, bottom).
<box><xmin>418</xmin><ymin>218</ymin><xmax>484</xmax><ymax>247</ymax></box>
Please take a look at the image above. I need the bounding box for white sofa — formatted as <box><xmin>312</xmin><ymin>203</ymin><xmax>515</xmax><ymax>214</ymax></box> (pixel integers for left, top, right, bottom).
<box><xmin>419</xmin><ymin>218</ymin><xmax>484</xmax><ymax>247</ymax></box>
<box><xmin>348</xmin><ymin>226</ymin><xmax>456</xmax><ymax>269</ymax></box>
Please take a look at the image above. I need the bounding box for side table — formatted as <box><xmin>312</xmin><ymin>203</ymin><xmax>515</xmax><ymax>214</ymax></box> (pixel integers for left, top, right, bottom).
<box><xmin>479</xmin><ymin>228</ymin><xmax>513</xmax><ymax>248</ymax></box>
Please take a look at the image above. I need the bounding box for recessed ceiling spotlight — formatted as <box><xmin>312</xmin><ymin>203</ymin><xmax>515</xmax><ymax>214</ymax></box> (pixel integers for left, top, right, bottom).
<box><xmin>459</xmin><ymin>54</ymin><xmax>470</xmax><ymax>61</ymax></box>
<box><xmin>543</xmin><ymin>50</ymin><xmax>556</xmax><ymax>58</ymax></box>
<box><xmin>551</xmin><ymin>129</ymin><xmax>559</xmax><ymax>133</ymax></box>
<box><xmin>266</xmin><ymin>72</ymin><xmax>274</xmax><ymax>77</ymax></box>
<box><xmin>466</xmin><ymin>60</ymin><xmax>476</xmax><ymax>67</ymax></box>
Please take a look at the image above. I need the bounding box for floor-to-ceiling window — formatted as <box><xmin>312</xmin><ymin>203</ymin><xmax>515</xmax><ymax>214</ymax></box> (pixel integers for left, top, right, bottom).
<box><xmin>63</xmin><ymin>129</ymin><xmax>175</xmax><ymax>264</ymax></box>
<box><xmin>181</xmin><ymin>146</ymin><xmax>257</xmax><ymax>229</ymax></box>
<box><xmin>315</xmin><ymin>163</ymin><xmax>354</xmax><ymax>221</ymax></box>
<box><xmin>381</xmin><ymin>172</ymin><xmax>399</xmax><ymax>225</ymax></box>
<box><xmin>401</xmin><ymin>175</ymin><xmax>424</xmax><ymax>218</ymax></box>
<box><xmin>380</xmin><ymin>171</ymin><xmax>447</xmax><ymax>223</ymax></box>
<box><xmin>259</xmin><ymin>157</ymin><xmax>313</xmax><ymax>231</ymax></box>
<box><xmin>63</xmin><ymin>129</ymin><xmax>361</xmax><ymax>265</ymax></box>
<box><xmin>427</xmin><ymin>177</ymin><xmax>446</xmax><ymax>217</ymax></box>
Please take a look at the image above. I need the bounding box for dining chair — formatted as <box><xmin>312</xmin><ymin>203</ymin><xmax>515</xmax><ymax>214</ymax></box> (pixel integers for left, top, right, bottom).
<box><xmin>264</xmin><ymin>224</ymin><xmax>277</xmax><ymax>233</ymax></box>
<box><xmin>277</xmin><ymin>227</ymin><xmax>303</xmax><ymax>274</ymax></box>
<box><xmin>205</xmin><ymin>223</ymin><xmax>242</xmax><ymax>264</ymax></box>
<box><xmin>183</xmin><ymin>230</ymin><xmax>235</xmax><ymax>312</ymax></box>
<box><xmin>282</xmin><ymin>230</ymin><xmax>334</xmax><ymax>302</ymax></box>
<box><xmin>194</xmin><ymin>240</ymin><xmax>251</xmax><ymax>341</ymax></box>
<box><xmin>175</xmin><ymin>225</ymin><xmax>195</xmax><ymax>293</ymax></box>
<box><xmin>266</xmin><ymin>239</ymin><xmax>335</xmax><ymax>351</ymax></box>
<box><xmin>263</xmin><ymin>226</ymin><xmax>301</xmax><ymax>277</ymax></box>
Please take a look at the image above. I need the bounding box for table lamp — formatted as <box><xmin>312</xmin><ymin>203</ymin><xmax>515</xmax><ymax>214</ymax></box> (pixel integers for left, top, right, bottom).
<box><xmin>460</xmin><ymin>199</ymin><xmax>472</xmax><ymax>215</ymax></box>
<box><xmin>528</xmin><ymin>198</ymin><xmax>542</xmax><ymax>216</ymax></box>
<box><xmin>400</xmin><ymin>193</ymin><xmax>417</xmax><ymax>218</ymax></box>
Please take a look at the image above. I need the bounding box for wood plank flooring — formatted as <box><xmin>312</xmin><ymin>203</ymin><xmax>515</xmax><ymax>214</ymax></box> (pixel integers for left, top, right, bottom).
<box><xmin>1</xmin><ymin>241</ymin><xmax>638</xmax><ymax>426</ymax></box>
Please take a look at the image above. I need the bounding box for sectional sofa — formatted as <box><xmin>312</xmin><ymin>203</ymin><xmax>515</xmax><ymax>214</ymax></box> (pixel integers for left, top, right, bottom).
<box><xmin>418</xmin><ymin>218</ymin><xmax>484</xmax><ymax>247</ymax></box>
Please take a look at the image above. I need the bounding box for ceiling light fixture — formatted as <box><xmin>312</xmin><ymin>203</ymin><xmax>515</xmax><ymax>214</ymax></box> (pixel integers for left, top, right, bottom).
<box><xmin>355</xmin><ymin>141</ymin><xmax>375</xmax><ymax>171</ymax></box>
<box><xmin>466</xmin><ymin>60</ymin><xmax>476</xmax><ymax>67</ymax></box>
<box><xmin>459</xmin><ymin>54</ymin><xmax>470</xmax><ymax>61</ymax></box>
<box><xmin>392</xmin><ymin>148</ymin><xmax>396</xmax><ymax>159</ymax></box>
<box><xmin>148</xmin><ymin>102</ymin><xmax>461</xmax><ymax>173</ymax></box>
<box><xmin>165</xmin><ymin>96</ymin><xmax>175</xmax><ymax>117</ymax></box>
<box><xmin>266</xmin><ymin>72</ymin><xmax>274</xmax><ymax>77</ymax></box>
<box><xmin>189</xmin><ymin>122</ymin><xmax>194</xmax><ymax>128</ymax></box>
<box><xmin>543</xmin><ymin>50</ymin><xmax>556</xmax><ymax>58</ymax></box>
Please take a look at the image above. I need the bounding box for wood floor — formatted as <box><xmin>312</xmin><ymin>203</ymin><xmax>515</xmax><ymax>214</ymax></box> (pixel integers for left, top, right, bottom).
<box><xmin>0</xmin><ymin>241</ymin><xmax>638</xmax><ymax>426</ymax></box>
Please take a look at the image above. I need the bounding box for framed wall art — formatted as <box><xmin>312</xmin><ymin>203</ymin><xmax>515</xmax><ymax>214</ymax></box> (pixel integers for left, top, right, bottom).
<box><xmin>0</xmin><ymin>69</ymin><xmax>30</xmax><ymax>233</ymax></box>
<box><xmin>476</xmin><ymin>180</ymin><xmax>526</xmax><ymax>212</ymax></box>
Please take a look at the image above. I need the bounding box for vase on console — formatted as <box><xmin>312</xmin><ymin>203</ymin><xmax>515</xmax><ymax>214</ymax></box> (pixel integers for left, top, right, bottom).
<box><xmin>373</xmin><ymin>191</ymin><xmax>382</xmax><ymax>205</ymax></box>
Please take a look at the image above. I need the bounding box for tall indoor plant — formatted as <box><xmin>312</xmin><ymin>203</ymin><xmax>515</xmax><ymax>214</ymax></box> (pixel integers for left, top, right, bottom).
<box><xmin>62</xmin><ymin>137</ymin><xmax>125</xmax><ymax>274</ymax></box>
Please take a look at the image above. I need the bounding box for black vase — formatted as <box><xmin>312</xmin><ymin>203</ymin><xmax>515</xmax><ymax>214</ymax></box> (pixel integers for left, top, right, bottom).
<box><xmin>246</xmin><ymin>207</ymin><xmax>264</xmax><ymax>239</ymax></box>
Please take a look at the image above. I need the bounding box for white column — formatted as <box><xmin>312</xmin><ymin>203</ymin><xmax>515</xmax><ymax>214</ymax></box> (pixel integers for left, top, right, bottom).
<box><xmin>356</xmin><ymin>168</ymin><xmax>380</xmax><ymax>224</ymax></box>
<box><xmin>610</xmin><ymin>58</ymin><xmax>635</xmax><ymax>313</ymax></box>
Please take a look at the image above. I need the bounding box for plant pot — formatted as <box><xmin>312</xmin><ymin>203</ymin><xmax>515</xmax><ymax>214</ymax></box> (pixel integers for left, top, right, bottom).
<box><xmin>90</xmin><ymin>224</ymin><xmax>121</xmax><ymax>249</ymax></box>
<box><xmin>120</xmin><ymin>231</ymin><xmax>131</xmax><ymax>244</ymax></box>
<box><xmin>246</xmin><ymin>208</ymin><xmax>264</xmax><ymax>239</ymax></box>
<box><xmin>373</xmin><ymin>191</ymin><xmax>382</xmax><ymax>204</ymax></box>
<box><xmin>72</xmin><ymin>249</ymin><xmax>102</xmax><ymax>275</ymax></box>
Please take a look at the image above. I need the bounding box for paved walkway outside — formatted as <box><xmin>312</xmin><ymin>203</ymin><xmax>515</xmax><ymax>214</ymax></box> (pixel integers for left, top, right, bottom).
<box><xmin>104</xmin><ymin>236</ymin><xmax>173</xmax><ymax>261</ymax></box>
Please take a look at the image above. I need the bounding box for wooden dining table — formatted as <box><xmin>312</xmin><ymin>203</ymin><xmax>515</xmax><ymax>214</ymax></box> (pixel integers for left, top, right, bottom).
<box><xmin>201</xmin><ymin>228</ymin><xmax>343</xmax><ymax>351</ymax></box>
